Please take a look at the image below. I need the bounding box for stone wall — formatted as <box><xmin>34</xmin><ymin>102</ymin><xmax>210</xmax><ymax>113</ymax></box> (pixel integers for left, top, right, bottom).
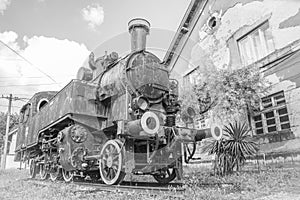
<box><xmin>191</xmin><ymin>0</ymin><xmax>300</xmax><ymax>70</ymax></box>
<box><xmin>181</xmin><ymin>0</ymin><xmax>300</xmax><ymax>156</ymax></box>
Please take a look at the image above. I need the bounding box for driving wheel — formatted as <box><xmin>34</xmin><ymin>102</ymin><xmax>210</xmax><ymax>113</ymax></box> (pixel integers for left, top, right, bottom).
<box><xmin>50</xmin><ymin>166</ymin><xmax>62</xmax><ymax>181</ymax></box>
<box><xmin>29</xmin><ymin>159</ymin><xmax>38</xmax><ymax>179</ymax></box>
<box><xmin>39</xmin><ymin>164</ymin><xmax>49</xmax><ymax>180</ymax></box>
<box><xmin>62</xmin><ymin>168</ymin><xmax>74</xmax><ymax>183</ymax></box>
<box><xmin>99</xmin><ymin>139</ymin><xmax>125</xmax><ymax>185</ymax></box>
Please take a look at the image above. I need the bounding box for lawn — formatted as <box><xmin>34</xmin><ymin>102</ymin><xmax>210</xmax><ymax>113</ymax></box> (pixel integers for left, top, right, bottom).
<box><xmin>0</xmin><ymin>164</ymin><xmax>300</xmax><ymax>200</ymax></box>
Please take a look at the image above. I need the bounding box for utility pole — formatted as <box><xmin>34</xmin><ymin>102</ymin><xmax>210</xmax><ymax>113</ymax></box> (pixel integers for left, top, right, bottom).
<box><xmin>0</xmin><ymin>94</ymin><xmax>28</xmax><ymax>169</ymax></box>
<box><xmin>1</xmin><ymin>94</ymin><xmax>12</xmax><ymax>170</ymax></box>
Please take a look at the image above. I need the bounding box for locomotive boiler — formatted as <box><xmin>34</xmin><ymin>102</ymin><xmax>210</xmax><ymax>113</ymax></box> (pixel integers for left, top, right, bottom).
<box><xmin>14</xmin><ymin>18</ymin><xmax>222</xmax><ymax>185</ymax></box>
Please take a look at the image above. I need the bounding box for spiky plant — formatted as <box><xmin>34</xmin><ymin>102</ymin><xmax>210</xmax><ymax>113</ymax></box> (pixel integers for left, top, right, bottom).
<box><xmin>202</xmin><ymin>121</ymin><xmax>258</xmax><ymax>175</ymax></box>
<box><xmin>223</xmin><ymin>121</ymin><xmax>258</xmax><ymax>171</ymax></box>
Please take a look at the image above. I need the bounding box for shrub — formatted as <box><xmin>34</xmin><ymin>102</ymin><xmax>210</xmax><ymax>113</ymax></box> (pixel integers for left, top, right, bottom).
<box><xmin>203</xmin><ymin>121</ymin><xmax>258</xmax><ymax>175</ymax></box>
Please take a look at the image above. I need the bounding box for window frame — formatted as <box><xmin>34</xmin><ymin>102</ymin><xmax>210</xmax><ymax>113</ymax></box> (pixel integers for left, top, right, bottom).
<box><xmin>237</xmin><ymin>20</ymin><xmax>275</xmax><ymax>66</ymax></box>
<box><xmin>252</xmin><ymin>91</ymin><xmax>290</xmax><ymax>135</ymax></box>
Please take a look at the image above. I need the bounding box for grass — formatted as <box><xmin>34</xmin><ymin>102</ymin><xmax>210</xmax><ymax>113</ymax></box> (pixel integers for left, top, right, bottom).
<box><xmin>0</xmin><ymin>164</ymin><xmax>300</xmax><ymax>200</ymax></box>
<box><xmin>183</xmin><ymin>165</ymin><xmax>300</xmax><ymax>200</ymax></box>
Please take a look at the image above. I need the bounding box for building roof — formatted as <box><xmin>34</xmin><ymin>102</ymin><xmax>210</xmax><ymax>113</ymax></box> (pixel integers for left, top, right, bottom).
<box><xmin>183</xmin><ymin>66</ymin><xmax>199</xmax><ymax>77</ymax></box>
<box><xmin>163</xmin><ymin>0</ymin><xmax>209</xmax><ymax>72</ymax></box>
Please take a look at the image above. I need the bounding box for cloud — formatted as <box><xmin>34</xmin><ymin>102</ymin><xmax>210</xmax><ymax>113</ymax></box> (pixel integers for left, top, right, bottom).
<box><xmin>0</xmin><ymin>31</ymin><xmax>90</xmax><ymax>112</ymax></box>
<box><xmin>0</xmin><ymin>0</ymin><xmax>11</xmax><ymax>15</ymax></box>
<box><xmin>0</xmin><ymin>31</ymin><xmax>18</xmax><ymax>44</ymax></box>
<box><xmin>81</xmin><ymin>4</ymin><xmax>104</xmax><ymax>30</ymax></box>
<box><xmin>23</xmin><ymin>36</ymin><xmax>90</xmax><ymax>85</ymax></box>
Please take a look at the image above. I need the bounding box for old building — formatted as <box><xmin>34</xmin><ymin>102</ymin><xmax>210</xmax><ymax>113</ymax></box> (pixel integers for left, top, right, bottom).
<box><xmin>2</xmin><ymin>128</ymin><xmax>20</xmax><ymax>168</ymax></box>
<box><xmin>164</xmin><ymin>0</ymin><xmax>300</xmax><ymax>159</ymax></box>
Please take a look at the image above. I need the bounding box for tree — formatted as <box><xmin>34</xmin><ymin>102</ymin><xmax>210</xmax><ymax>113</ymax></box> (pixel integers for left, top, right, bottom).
<box><xmin>0</xmin><ymin>112</ymin><xmax>19</xmax><ymax>155</ymax></box>
<box><xmin>181</xmin><ymin>63</ymin><xmax>270</xmax><ymax>123</ymax></box>
<box><xmin>202</xmin><ymin>121</ymin><xmax>258</xmax><ymax>175</ymax></box>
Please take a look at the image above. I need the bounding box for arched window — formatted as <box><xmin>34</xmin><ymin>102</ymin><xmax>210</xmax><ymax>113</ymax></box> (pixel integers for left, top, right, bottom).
<box><xmin>37</xmin><ymin>99</ymin><xmax>49</xmax><ymax>111</ymax></box>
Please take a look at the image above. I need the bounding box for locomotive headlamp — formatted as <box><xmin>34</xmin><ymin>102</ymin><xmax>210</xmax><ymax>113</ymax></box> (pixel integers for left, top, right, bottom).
<box><xmin>133</xmin><ymin>96</ymin><xmax>149</xmax><ymax>111</ymax></box>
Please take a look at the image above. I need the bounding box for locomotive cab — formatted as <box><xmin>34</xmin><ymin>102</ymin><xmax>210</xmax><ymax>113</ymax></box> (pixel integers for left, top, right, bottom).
<box><xmin>15</xmin><ymin>91</ymin><xmax>57</xmax><ymax>161</ymax></box>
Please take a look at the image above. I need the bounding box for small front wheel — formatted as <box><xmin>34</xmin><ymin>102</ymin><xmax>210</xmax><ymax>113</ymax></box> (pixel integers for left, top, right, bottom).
<box><xmin>153</xmin><ymin>168</ymin><xmax>176</xmax><ymax>184</ymax></box>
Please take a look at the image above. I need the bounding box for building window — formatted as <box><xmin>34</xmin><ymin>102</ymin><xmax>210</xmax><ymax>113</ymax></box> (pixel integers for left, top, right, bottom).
<box><xmin>183</xmin><ymin>71</ymin><xmax>198</xmax><ymax>87</ymax></box>
<box><xmin>195</xmin><ymin>114</ymin><xmax>208</xmax><ymax>130</ymax></box>
<box><xmin>252</xmin><ymin>91</ymin><xmax>290</xmax><ymax>135</ymax></box>
<box><xmin>195</xmin><ymin>118</ymin><xmax>207</xmax><ymax>129</ymax></box>
<box><xmin>183</xmin><ymin>75</ymin><xmax>191</xmax><ymax>87</ymax></box>
<box><xmin>238</xmin><ymin>21</ymin><xmax>275</xmax><ymax>66</ymax></box>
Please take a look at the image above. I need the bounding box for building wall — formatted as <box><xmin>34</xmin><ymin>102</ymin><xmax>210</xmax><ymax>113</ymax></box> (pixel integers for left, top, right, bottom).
<box><xmin>5</xmin><ymin>130</ymin><xmax>20</xmax><ymax>169</ymax></box>
<box><xmin>189</xmin><ymin>0</ymin><xmax>300</xmax><ymax>70</ymax></box>
<box><xmin>178</xmin><ymin>0</ymin><xmax>300</xmax><ymax>156</ymax></box>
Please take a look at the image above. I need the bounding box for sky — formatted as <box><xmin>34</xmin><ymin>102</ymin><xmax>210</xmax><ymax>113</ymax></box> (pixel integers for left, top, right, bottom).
<box><xmin>0</xmin><ymin>0</ymin><xmax>190</xmax><ymax>113</ymax></box>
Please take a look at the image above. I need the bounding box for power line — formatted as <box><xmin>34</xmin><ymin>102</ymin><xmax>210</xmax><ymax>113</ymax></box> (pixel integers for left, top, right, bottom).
<box><xmin>0</xmin><ymin>75</ymin><xmax>75</xmax><ymax>79</ymax></box>
<box><xmin>0</xmin><ymin>82</ymin><xmax>62</xmax><ymax>87</ymax></box>
<box><xmin>0</xmin><ymin>58</ymin><xmax>24</xmax><ymax>61</ymax></box>
<box><xmin>0</xmin><ymin>40</ymin><xmax>58</xmax><ymax>84</ymax></box>
<box><xmin>0</xmin><ymin>76</ymin><xmax>45</xmax><ymax>79</ymax></box>
<box><xmin>0</xmin><ymin>80</ymin><xmax>37</xmax><ymax>83</ymax></box>
<box><xmin>7</xmin><ymin>93</ymin><xmax>32</xmax><ymax>96</ymax></box>
<box><xmin>0</xmin><ymin>105</ymin><xmax>21</xmax><ymax>108</ymax></box>
<box><xmin>17</xmin><ymin>99</ymin><xmax>28</xmax><ymax>103</ymax></box>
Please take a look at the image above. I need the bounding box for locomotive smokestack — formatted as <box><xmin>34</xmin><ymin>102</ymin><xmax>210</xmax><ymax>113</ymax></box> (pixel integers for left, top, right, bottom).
<box><xmin>128</xmin><ymin>18</ymin><xmax>150</xmax><ymax>52</ymax></box>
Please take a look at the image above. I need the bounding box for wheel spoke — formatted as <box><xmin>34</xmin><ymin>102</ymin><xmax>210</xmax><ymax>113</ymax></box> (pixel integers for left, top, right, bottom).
<box><xmin>102</xmin><ymin>155</ymin><xmax>108</xmax><ymax>161</ymax></box>
<box><xmin>112</xmin><ymin>165</ymin><xmax>118</xmax><ymax>171</ymax></box>
<box><xmin>111</xmin><ymin>146</ymin><xmax>117</xmax><ymax>155</ymax></box>
<box><xmin>106</xmin><ymin>168</ymin><xmax>110</xmax><ymax>177</ymax></box>
<box><xmin>104</xmin><ymin>166</ymin><xmax>109</xmax><ymax>175</ymax></box>
<box><xmin>112</xmin><ymin>159</ymin><xmax>119</xmax><ymax>166</ymax></box>
<box><xmin>110</xmin><ymin>168</ymin><xmax>116</xmax><ymax>178</ymax></box>
<box><xmin>109</xmin><ymin>168</ymin><xmax>114</xmax><ymax>180</ymax></box>
<box><xmin>105</xmin><ymin>148</ymin><xmax>109</xmax><ymax>155</ymax></box>
<box><xmin>109</xmin><ymin>145</ymin><xmax>113</xmax><ymax>153</ymax></box>
<box><xmin>107</xmin><ymin>167</ymin><xmax>111</xmax><ymax>178</ymax></box>
<box><xmin>166</xmin><ymin>169</ymin><xmax>171</xmax><ymax>177</ymax></box>
<box><xmin>112</xmin><ymin>154</ymin><xmax>119</xmax><ymax>161</ymax></box>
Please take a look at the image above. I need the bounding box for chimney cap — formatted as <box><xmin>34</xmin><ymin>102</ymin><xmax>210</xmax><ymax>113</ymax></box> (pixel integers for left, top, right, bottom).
<box><xmin>128</xmin><ymin>18</ymin><xmax>150</xmax><ymax>32</ymax></box>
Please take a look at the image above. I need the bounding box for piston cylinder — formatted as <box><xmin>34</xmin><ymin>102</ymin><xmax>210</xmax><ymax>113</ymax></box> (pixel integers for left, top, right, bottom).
<box><xmin>126</xmin><ymin>111</ymin><xmax>160</xmax><ymax>136</ymax></box>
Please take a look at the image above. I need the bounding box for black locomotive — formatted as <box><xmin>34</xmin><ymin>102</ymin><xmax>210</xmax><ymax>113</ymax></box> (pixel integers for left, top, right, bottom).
<box><xmin>14</xmin><ymin>18</ymin><xmax>220</xmax><ymax>185</ymax></box>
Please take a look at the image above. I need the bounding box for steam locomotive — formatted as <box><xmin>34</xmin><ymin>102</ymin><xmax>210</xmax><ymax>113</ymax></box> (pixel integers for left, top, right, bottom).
<box><xmin>14</xmin><ymin>18</ymin><xmax>221</xmax><ymax>185</ymax></box>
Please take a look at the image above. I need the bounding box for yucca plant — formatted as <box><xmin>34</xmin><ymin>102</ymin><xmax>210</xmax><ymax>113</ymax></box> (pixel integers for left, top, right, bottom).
<box><xmin>202</xmin><ymin>121</ymin><xmax>258</xmax><ymax>175</ymax></box>
<box><xmin>202</xmin><ymin>138</ymin><xmax>233</xmax><ymax>176</ymax></box>
<box><xmin>223</xmin><ymin>121</ymin><xmax>258</xmax><ymax>171</ymax></box>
